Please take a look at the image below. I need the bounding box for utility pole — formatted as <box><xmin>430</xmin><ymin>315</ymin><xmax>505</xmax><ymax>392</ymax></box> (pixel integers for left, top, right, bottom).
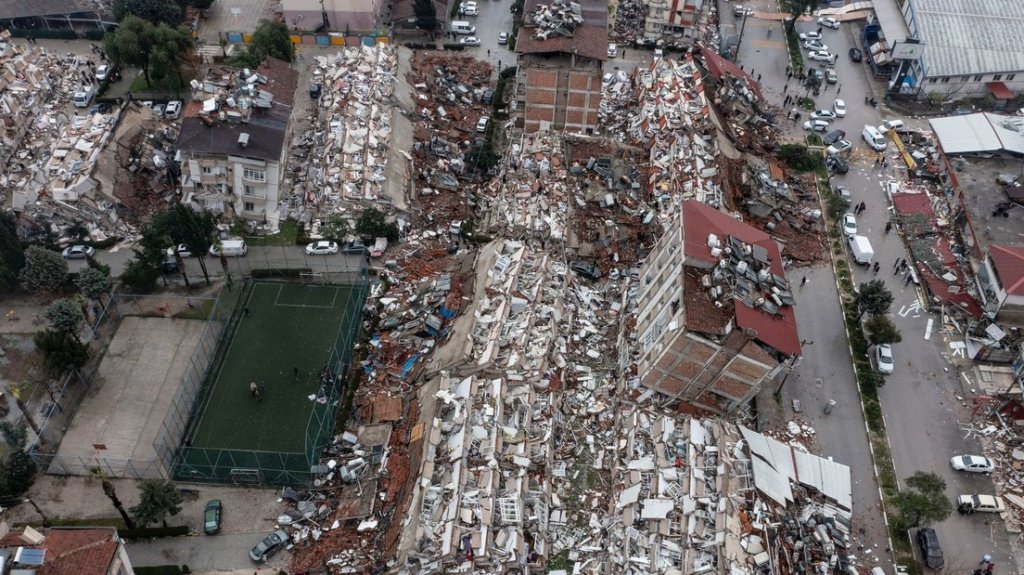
<box><xmin>735</xmin><ymin>10</ymin><xmax>750</xmax><ymax>63</ymax></box>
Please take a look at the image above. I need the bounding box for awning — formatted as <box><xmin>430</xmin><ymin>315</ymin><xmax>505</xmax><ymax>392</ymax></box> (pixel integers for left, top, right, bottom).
<box><xmin>987</xmin><ymin>82</ymin><xmax>1014</xmax><ymax>100</ymax></box>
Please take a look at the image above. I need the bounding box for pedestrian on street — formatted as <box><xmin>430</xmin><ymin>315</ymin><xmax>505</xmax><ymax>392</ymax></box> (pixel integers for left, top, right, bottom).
<box><xmin>801</xmin><ymin>276</ymin><xmax>808</xmax><ymax>286</ymax></box>
<box><xmin>837</xmin><ymin>84</ymin><xmax>841</xmax><ymax>94</ymax></box>
<box><xmin>893</xmin><ymin>259</ymin><xmax>901</xmax><ymax>270</ymax></box>
<box><xmin>817</xmin><ymin>26</ymin><xmax>823</xmax><ymax>34</ymax></box>
<box><xmin>905</xmin><ymin>273</ymin><xmax>913</xmax><ymax>287</ymax></box>
<box><xmin>783</xmin><ymin>85</ymin><xmax>788</xmax><ymax>95</ymax></box>
<box><xmin>622</xmin><ymin>49</ymin><xmax>626</xmax><ymax>58</ymax></box>
<box><xmin>982</xmin><ymin>554</ymin><xmax>993</xmax><ymax>565</ymax></box>
<box><xmin>788</xmin><ymin>71</ymin><xmax>793</xmax><ymax>79</ymax></box>
<box><xmin>885</xmin><ymin>221</ymin><xmax>893</xmax><ymax>233</ymax></box>
<box><xmin>986</xmin><ymin>563</ymin><xmax>994</xmax><ymax>574</ymax></box>
<box><xmin>757</xmin><ymin>73</ymin><xmax>762</xmax><ymax>82</ymax></box>
<box><xmin>872</xmin><ymin>261</ymin><xmax>880</xmax><ymax>274</ymax></box>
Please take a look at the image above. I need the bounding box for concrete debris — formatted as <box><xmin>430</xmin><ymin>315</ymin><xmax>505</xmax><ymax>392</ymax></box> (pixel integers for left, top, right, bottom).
<box><xmin>528</xmin><ymin>0</ymin><xmax>586</xmax><ymax>39</ymax></box>
<box><xmin>611</xmin><ymin>0</ymin><xmax>648</xmax><ymax>42</ymax></box>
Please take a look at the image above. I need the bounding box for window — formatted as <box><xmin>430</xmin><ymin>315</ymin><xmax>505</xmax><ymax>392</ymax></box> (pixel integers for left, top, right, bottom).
<box><xmin>243</xmin><ymin>167</ymin><xmax>265</xmax><ymax>182</ymax></box>
<box><xmin>961</xmin><ymin>76</ymin><xmax>969</xmax><ymax>83</ymax></box>
<box><xmin>243</xmin><ymin>185</ymin><xmax>255</xmax><ymax>196</ymax></box>
<box><xmin>929</xmin><ymin>78</ymin><xmax>937</xmax><ymax>84</ymax></box>
<box><xmin>974</xmin><ymin>75</ymin><xmax>983</xmax><ymax>82</ymax></box>
<box><xmin>1008</xmin><ymin>74</ymin><xmax>1016</xmax><ymax>81</ymax></box>
<box><xmin>941</xmin><ymin>76</ymin><xmax>951</xmax><ymax>83</ymax></box>
<box><xmin>993</xmin><ymin>74</ymin><xmax>1003</xmax><ymax>81</ymax></box>
<box><xmin>243</xmin><ymin>202</ymin><xmax>255</xmax><ymax>212</ymax></box>
<box><xmin>201</xmin><ymin>165</ymin><xmax>213</xmax><ymax>174</ymax></box>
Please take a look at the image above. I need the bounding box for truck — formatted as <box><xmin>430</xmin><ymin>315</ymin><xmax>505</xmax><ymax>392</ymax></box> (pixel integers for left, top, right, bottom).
<box><xmin>847</xmin><ymin>234</ymin><xmax>874</xmax><ymax>265</ymax></box>
<box><xmin>450</xmin><ymin>20</ymin><xmax>476</xmax><ymax>35</ymax></box>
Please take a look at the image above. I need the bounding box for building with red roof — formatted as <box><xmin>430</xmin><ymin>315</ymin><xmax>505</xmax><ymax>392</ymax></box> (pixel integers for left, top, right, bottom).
<box><xmin>0</xmin><ymin>524</ymin><xmax>134</xmax><ymax>575</ymax></box>
<box><xmin>634</xmin><ymin>200</ymin><xmax>800</xmax><ymax>414</ymax></box>
<box><xmin>978</xmin><ymin>244</ymin><xmax>1024</xmax><ymax>322</ymax></box>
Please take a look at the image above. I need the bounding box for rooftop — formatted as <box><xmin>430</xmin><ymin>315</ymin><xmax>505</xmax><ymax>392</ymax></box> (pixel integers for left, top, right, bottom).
<box><xmin>0</xmin><ymin>0</ymin><xmax>104</xmax><ymax>19</ymax></box>
<box><xmin>929</xmin><ymin>112</ymin><xmax>1024</xmax><ymax>155</ymax></box>
<box><xmin>989</xmin><ymin>244</ymin><xmax>1024</xmax><ymax>296</ymax></box>
<box><xmin>516</xmin><ymin>0</ymin><xmax>609</xmax><ymax>61</ymax></box>
<box><xmin>0</xmin><ymin>527</ymin><xmax>119</xmax><ymax>575</ymax></box>
<box><xmin>909</xmin><ymin>0</ymin><xmax>1024</xmax><ymax>77</ymax></box>
<box><xmin>951</xmin><ymin>157</ymin><xmax>1024</xmax><ymax>253</ymax></box>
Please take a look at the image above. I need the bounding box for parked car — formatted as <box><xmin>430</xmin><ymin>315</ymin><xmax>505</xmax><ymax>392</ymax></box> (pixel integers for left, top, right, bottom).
<box><xmin>459</xmin><ymin>1</ymin><xmax>478</xmax><ymax>15</ymax></box>
<box><xmin>476</xmin><ymin>116</ymin><xmax>489</xmax><ymax>133</ymax></box>
<box><xmin>167</xmin><ymin>244</ymin><xmax>193</xmax><ymax>258</ymax></box>
<box><xmin>498</xmin><ymin>32</ymin><xmax>509</xmax><ymax>44</ymax></box>
<box><xmin>916</xmin><ymin>528</ymin><xmax>944</xmax><ymax>570</ymax></box>
<box><xmin>956</xmin><ymin>494</ymin><xmax>1005</xmax><ymax>514</ymax></box>
<box><xmin>164</xmin><ymin>100</ymin><xmax>182</xmax><ymax>120</ymax></box>
<box><xmin>204</xmin><ymin>500</ymin><xmax>222</xmax><ymax>535</ymax></box>
<box><xmin>818</xmin><ymin>16</ymin><xmax>841</xmax><ymax>29</ymax></box>
<box><xmin>849</xmin><ymin>47</ymin><xmax>863</xmax><ymax>62</ymax></box>
<box><xmin>827</xmin><ymin>139</ymin><xmax>852</xmax><ymax>156</ymax></box>
<box><xmin>808</xmin><ymin>50</ymin><xmax>835</xmax><ymax>63</ymax></box>
<box><xmin>341</xmin><ymin>240</ymin><xmax>369</xmax><ymax>255</ymax></box>
<box><xmin>823</xmin><ymin>129</ymin><xmax>846</xmax><ymax>145</ymax></box>
<box><xmin>799</xmin><ymin>31</ymin><xmax>822</xmax><ymax>41</ymax></box>
<box><xmin>950</xmin><ymin>455</ymin><xmax>995</xmax><ymax>473</ymax></box>
<box><xmin>811</xmin><ymin>109</ymin><xmax>837</xmax><ymax>121</ymax></box>
<box><xmin>570</xmin><ymin>261</ymin><xmax>601</xmax><ymax>280</ymax></box>
<box><xmin>803</xmin><ymin>119</ymin><xmax>829</xmax><ymax>132</ymax></box>
<box><xmin>460</xmin><ymin>36</ymin><xmax>481</xmax><ymax>46</ymax></box>
<box><xmin>62</xmin><ymin>245</ymin><xmax>95</xmax><ymax>259</ymax></box>
<box><xmin>733</xmin><ymin>5</ymin><xmax>752</xmax><ymax>16</ymax></box>
<box><xmin>305</xmin><ymin>241</ymin><xmax>339</xmax><ymax>255</ymax></box>
<box><xmin>836</xmin><ymin>186</ymin><xmax>852</xmax><ymax>202</ymax></box>
<box><xmin>249</xmin><ymin>529</ymin><xmax>289</xmax><ymax>562</ymax></box>
<box><xmin>607</xmin><ymin>43</ymin><xmax>618</xmax><ymax>58</ymax></box>
<box><xmin>826</xmin><ymin>154</ymin><xmax>848</xmax><ymax>174</ymax></box>
<box><xmin>95</xmin><ymin>64</ymin><xmax>112</xmax><ymax>82</ymax></box>
<box><xmin>481</xmin><ymin>89</ymin><xmax>495</xmax><ymax>105</ymax></box>
<box><xmin>833</xmin><ymin>98</ymin><xmax>846</xmax><ymax>117</ymax></box>
<box><xmin>842</xmin><ymin>213</ymin><xmax>857</xmax><ymax>236</ymax></box>
<box><xmin>803</xmin><ymin>40</ymin><xmax>828</xmax><ymax>51</ymax></box>
<box><xmin>826</xmin><ymin>68</ymin><xmax>838</xmax><ymax>84</ymax></box>
<box><xmin>875</xmin><ymin>343</ymin><xmax>894</xmax><ymax>374</ymax></box>
<box><xmin>878</xmin><ymin>119</ymin><xmax>905</xmax><ymax>133</ymax></box>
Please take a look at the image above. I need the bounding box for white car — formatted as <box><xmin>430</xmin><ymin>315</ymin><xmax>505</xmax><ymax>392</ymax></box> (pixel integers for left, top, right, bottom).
<box><xmin>165</xmin><ymin>100</ymin><xmax>182</xmax><ymax>120</ymax></box>
<box><xmin>842</xmin><ymin>213</ymin><xmax>857</xmax><ymax>236</ymax></box>
<box><xmin>803</xmin><ymin>40</ymin><xmax>828</xmax><ymax>51</ymax></box>
<box><xmin>878</xmin><ymin>119</ymin><xmax>905</xmax><ymax>133</ymax></box>
<box><xmin>459</xmin><ymin>1</ymin><xmax>478</xmax><ymax>15</ymax></box>
<box><xmin>950</xmin><ymin>455</ymin><xmax>995</xmax><ymax>473</ymax></box>
<box><xmin>608</xmin><ymin>43</ymin><xmax>617</xmax><ymax>58</ymax></box>
<box><xmin>827</xmin><ymin>139</ymin><xmax>852</xmax><ymax>155</ymax></box>
<box><xmin>498</xmin><ymin>32</ymin><xmax>509</xmax><ymax>44</ymax></box>
<box><xmin>957</xmin><ymin>494</ymin><xmax>1005</xmax><ymax>514</ymax></box>
<box><xmin>460</xmin><ymin>36</ymin><xmax>481</xmax><ymax>46</ymax></box>
<box><xmin>168</xmin><ymin>243</ymin><xmax>193</xmax><ymax>257</ymax></box>
<box><xmin>95</xmin><ymin>64</ymin><xmax>111</xmax><ymax>82</ymax></box>
<box><xmin>833</xmin><ymin>98</ymin><xmax>847</xmax><ymax>117</ymax></box>
<box><xmin>808</xmin><ymin>51</ymin><xmax>836</xmax><ymax>63</ymax></box>
<box><xmin>799</xmin><ymin>31</ymin><xmax>822</xmax><ymax>41</ymax></box>
<box><xmin>803</xmin><ymin>119</ymin><xmax>829</xmax><ymax>132</ymax></box>
<box><xmin>811</xmin><ymin>110</ymin><xmax>837</xmax><ymax>121</ymax></box>
<box><xmin>476</xmin><ymin>116</ymin><xmax>489</xmax><ymax>133</ymax></box>
<box><xmin>62</xmin><ymin>245</ymin><xmax>96</xmax><ymax>259</ymax></box>
<box><xmin>818</xmin><ymin>17</ymin><xmax>840</xmax><ymax>29</ymax></box>
<box><xmin>305</xmin><ymin>241</ymin><xmax>339</xmax><ymax>255</ymax></box>
<box><xmin>875</xmin><ymin>343</ymin><xmax>894</xmax><ymax>374</ymax></box>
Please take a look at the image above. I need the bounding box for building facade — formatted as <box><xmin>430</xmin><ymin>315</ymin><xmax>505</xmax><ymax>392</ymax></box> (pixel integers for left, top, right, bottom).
<box><xmin>643</xmin><ymin>0</ymin><xmax>704</xmax><ymax>37</ymax></box>
<box><xmin>281</xmin><ymin>0</ymin><xmax>379</xmax><ymax>32</ymax></box>
<box><xmin>176</xmin><ymin>58</ymin><xmax>298</xmax><ymax>230</ymax></box>
<box><xmin>977</xmin><ymin>244</ymin><xmax>1024</xmax><ymax>323</ymax></box>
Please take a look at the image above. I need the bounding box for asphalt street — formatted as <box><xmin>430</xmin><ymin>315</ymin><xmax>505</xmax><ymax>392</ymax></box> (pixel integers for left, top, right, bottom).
<box><xmin>126</xmin><ymin>532</ymin><xmax>287</xmax><ymax>571</ymax></box>
<box><xmin>734</xmin><ymin>3</ymin><xmax>1019</xmax><ymax>571</ymax></box>
<box><xmin>448</xmin><ymin>0</ymin><xmax>518</xmax><ymax>75</ymax></box>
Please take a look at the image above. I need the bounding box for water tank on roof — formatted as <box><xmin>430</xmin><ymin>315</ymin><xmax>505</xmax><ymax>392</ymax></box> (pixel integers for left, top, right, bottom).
<box><xmin>757</xmin><ymin>268</ymin><xmax>769</xmax><ymax>282</ymax></box>
<box><xmin>707</xmin><ymin>234</ymin><xmax>720</xmax><ymax>248</ymax></box>
<box><xmin>736</xmin><ymin>261</ymin><xmax>748</xmax><ymax>275</ymax></box>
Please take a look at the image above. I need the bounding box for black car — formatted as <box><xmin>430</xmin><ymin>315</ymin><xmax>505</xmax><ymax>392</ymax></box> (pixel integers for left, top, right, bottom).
<box><xmin>823</xmin><ymin>129</ymin><xmax>846</xmax><ymax>146</ymax></box>
<box><xmin>916</xmin><ymin>528</ymin><xmax>944</xmax><ymax>570</ymax></box>
<box><xmin>826</xmin><ymin>154</ymin><xmax>848</xmax><ymax>175</ymax></box>
<box><xmin>341</xmin><ymin>240</ymin><xmax>368</xmax><ymax>255</ymax></box>
<box><xmin>570</xmin><ymin>261</ymin><xmax>601</xmax><ymax>280</ymax></box>
<box><xmin>849</xmin><ymin>47</ymin><xmax>863</xmax><ymax>62</ymax></box>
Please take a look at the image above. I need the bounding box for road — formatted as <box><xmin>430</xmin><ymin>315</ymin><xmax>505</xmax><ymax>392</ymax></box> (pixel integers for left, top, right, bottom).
<box><xmin>733</xmin><ymin>3</ymin><xmax>1019</xmax><ymax>571</ymax></box>
<box><xmin>449</xmin><ymin>0</ymin><xmax>517</xmax><ymax>74</ymax></box>
<box><xmin>127</xmin><ymin>532</ymin><xmax>287</xmax><ymax>571</ymax></box>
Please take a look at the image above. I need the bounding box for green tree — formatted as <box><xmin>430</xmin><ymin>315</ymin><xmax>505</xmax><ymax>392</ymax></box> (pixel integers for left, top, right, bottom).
<box><xmin>0</xmin><ymin>212</ymin><xmax>25</xmax><ymax>292</ymax></box>
<box><xmin>113</xmin><ymin>0</ymin><xmax>182</xmax><ymax>25</ymax></box>
<box><xmin>247</xmin><ymin>19</ymin><xmax>295</xmax><ymax>65</ymax></box>
<box><xmin>323</xmin><ymin>215</ymin><xmax>351</xmax><ymax>242</ymax></box>
<box><xmin>131</xmin><ymin>479</ymin><xmax>184</xmax><ymax>527</ymax></box>
<box><xmin>826</xmin><ymin>191</ymin><xmax>850</xmax><ymax>220</ymax></box>
<box><xmin>355</xmin><ymin>208</ymin><xmax>400</xmax><ymax>242</ymax></box>
<box><xmin>148</xmin><ymin>23</ymin><xmax>194</xmax><ymax>89</ymax></box>
<box><xmin>865</xmin><ymin>314</ymin><xmax>903</xmax><ymax>347</ymax></box>
<box><xmin>121</xmin><ymin>256</ymin><xmax>162</xmax><ymax>293</ymax></box>
<box><xmin>105</xmin><ymin>17</ymin><xmax>192</xmax><ymax>88</ymax></box>
<box><xmin>34</xmin><ymin>329</ymin><xmax>90</xmax><ymax>375</ymax></box>
<box><xmin>19</xmin><ymin>246</ymin><xmax>68</xmax><ymax>294</ymax></box>
<box><xmin>413</xmin><ymin>0</ymin><xmax>438</xmax><ymax>32</ymax></box>
<box><xmin>856</xmin><ymin>279</ymin><xmax>894</xmax><ymax>320</ymax></box>
<box><xmin>168</xmin><ymin>205</ymin><xmax>217</xmax><ymax>285</ymax></box>
<box><xmin>0</xmin><ymin>423</ymin><xmax>37</xmax><ymax>497</ymax></box>
<box><xmin>45</xmin><ymin>299</ymin><xmax>85</xmax><ymax>338</ymax></box>
<box><xmin>894</xmin><ymin>471</ymin><xmax>952</xmax><ymax>529</ymax></box>
<box><xmin>77</xmin><ymin>268</ymin><xmax>113</xmax><ymax>301</ymax></box>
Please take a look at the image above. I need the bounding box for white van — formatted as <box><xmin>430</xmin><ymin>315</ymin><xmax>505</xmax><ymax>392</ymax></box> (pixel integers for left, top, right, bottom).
<box><xmin>847</xmin><ymin>234</ymin><xmax>874</xmax><ymax>265</ymax></box>
<box><xmin>450</xmin><ymin>20</ymin><xmax>476</xmax><ymax>35</ymax></box>
<box><xmin>209</xmin><ymin>239</ymin><xmax>248</xmax><ymax>257</ymax></box>
<box><xmin>72</xmin><ymin>88</ymin><xmax>95</xmax><ymax>108</ymax></box>
<box><xmin>862</xmin><ymin>125</ymin><xmax>887</xmax><ymax>151</ymax></box>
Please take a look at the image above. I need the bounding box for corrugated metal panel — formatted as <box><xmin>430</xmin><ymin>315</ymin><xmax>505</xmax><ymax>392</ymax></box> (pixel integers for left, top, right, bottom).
<box><xmin>928</xmin><ymin>114</ymin><xmax>1003</xmax><ymax>153</ymax></box>
<box><xmin>915</xmin><ymin>0</ymin><xmax>1024</xmax><ymax>77</ymax></box>
<box><xmin>750</xmin><ymin>457</ymin><xmax>792</xmax><ymax>507</ymax></box>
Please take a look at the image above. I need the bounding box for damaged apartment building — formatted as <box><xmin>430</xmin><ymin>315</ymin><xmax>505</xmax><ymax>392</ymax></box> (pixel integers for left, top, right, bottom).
<box><xmin>514</xmin><ymin>0</ymin><xmax>609</xmax><ymax>133</ymax></box>
<box><xmin>175</xmin><ymin>57</ymin><xmax>299</xmax><ymax>231</ymax></box>
<box><xmin>630</xmin><ymin>199</ymin><xmax>800</xmax><ymax>414</ymax></box>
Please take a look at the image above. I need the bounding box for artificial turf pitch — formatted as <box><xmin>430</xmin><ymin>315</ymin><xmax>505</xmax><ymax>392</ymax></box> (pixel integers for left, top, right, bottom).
<box><xmin>187</xmin><ymin>282</ymin><xmax>360</xmax><ymax>454</ymax></box>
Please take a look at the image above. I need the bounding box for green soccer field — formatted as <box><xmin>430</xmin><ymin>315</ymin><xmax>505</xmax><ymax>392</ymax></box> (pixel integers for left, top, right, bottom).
<box><xmin>186</xmin><ymin>281</ymin><xmax>362</xmax><ymax>454</ymax></box>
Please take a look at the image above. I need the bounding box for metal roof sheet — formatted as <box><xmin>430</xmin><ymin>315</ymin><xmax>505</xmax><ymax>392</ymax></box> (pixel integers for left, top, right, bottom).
<box><xmin>740</xmin><ymin>426</ymin><xmax>852</xmax><ymax>510</ymax></box>
<box><xmin>912</xmin><ymin>0</ymin><xmax>1024</xmax><ymax>77</ymax></box>
<box><xmin>929</xmin><ymin>112</ymin><xmax>1024</xmax><ymax>154</ymax></box>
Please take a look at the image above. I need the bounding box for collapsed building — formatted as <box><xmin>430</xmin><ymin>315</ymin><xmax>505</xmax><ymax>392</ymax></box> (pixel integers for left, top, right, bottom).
<box><xmin>176</xmin><ymin>57</ymin><xmax>299</xmax><ymax>231</ymax></box>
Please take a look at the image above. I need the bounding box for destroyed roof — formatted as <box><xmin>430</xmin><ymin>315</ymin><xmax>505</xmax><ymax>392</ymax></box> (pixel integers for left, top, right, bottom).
<box><xmin>740</xmin><ymin>425</ymin><xmax>853</xmax><ymax>510</ymax></box>
<box><xmin>0</xmin><ymin>0</ymin><xmax>102</xmax><ymax>19</ymax></box>
<box><xmin>683</xmin><ymin>200</ymin><xmax>801</xmax><ymax>356</ymax></box>
<box><xmin>0</xmin><ymin>527</ymin><xmax>119</xmax><ymax>575</ymax></box>
<box><xmin>699</xmin><ymin>46</ymin><xmax>764</xmax><ymax>102</ymax></box>
<box><xmin>177</xmin><ymin>118</ymin><xmax>287</xmax><ymax>162</ymax></box>
<box><xmin>516</xmin><ymin>0</ymin><xmax>609</xmax><ymax>61</ymax></box>
<box><xmin>988</xmin><ymin>244</ymin><xmax>1024</xmax><ymax>296</ymax></box>
<box><xmin>255</xmin><ymin>57</ymin><xmax>300</xmax><ymax>109</ymax></box>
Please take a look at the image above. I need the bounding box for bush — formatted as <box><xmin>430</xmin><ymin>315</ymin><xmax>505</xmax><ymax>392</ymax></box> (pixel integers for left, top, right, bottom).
<box><xmin>442</xmin><ymin>43</ymin><xmax>466</xmax><ymax>51</ymax></box>
<box><xmin>118</xmin><ymin>525</ymin><xmax>189</xmax><ymax>539</ymax></box>
<box><xmin>499</xmin><ymin>66</ymin><xmax>518</xmax><ymax>79</ymax></box>
<box><xmin>83</xmin><ymin>28</ymin><xmax>107</xmax><ymax>41</ymax></box>
<box><xmin>777</xmin><ymin>144</ymin><xmax>823</xmax><ymax>173</ymax></box>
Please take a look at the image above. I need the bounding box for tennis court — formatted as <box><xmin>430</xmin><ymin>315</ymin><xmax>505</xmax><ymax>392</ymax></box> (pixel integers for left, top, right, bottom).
<box><xmin>185</xmin><ymin>281</ymin><xmax>363</xmax><ymax>458</ymax></box>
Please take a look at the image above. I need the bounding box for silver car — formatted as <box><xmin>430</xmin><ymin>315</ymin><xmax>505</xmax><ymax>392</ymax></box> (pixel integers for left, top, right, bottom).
<box><xmin>950</xmin><ymin>455</ymin><xmax>995</xmax><ymax>473</ymax></box>
<box><xmin>62</xmin><ymin>245</ymin><xmax>96</xmax><ymax>259</ymax></box>
<box><xmin>249</xmin><ymin>529</ymin><xmax>289</xmax><ymax>562</ymax></box>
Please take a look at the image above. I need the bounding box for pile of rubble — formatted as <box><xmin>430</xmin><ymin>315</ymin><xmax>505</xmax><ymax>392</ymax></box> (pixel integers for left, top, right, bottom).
<box><xmin>528</xmin><ymin>0</ymin><xmax>586</xmax><ymax>39</ymax></box>
<box><xmin>611</xmin><ymin>0</ymin><xmax>648</xmax><ymax>41</ymax></box>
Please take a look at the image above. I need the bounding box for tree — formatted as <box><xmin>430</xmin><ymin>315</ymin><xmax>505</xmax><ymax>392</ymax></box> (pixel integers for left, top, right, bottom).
<box><xmin>323</xmin><ymin>215</ymin><xmax>351</xmax><ymax>242</ymax></box>
<box><xmin>44</xmin><ymin>299</ymin><xmax>85</xmax><ymax>338</ymax></box>
<box><xmin>34</xmin><ymin>329</ymin><xmax>90</xmax><ymax>376</ymax></box>
<box><xmin>355</xmin><ymin>208</ymin><xmax>400</xmax><ymax>242</ymax></box>
<box><xmin>247</xmin><ymin>19</ymin><xmax>295</xmax><ymax>65</ymax></box>
<box><xmin>168</xmin><ymin>205</ymin><xmax>217</xmax><ymax>285</ymax></box>
<box><xmin>0</xmin><ymin>423</ymin><xmax>37</xmax><ymax>497</ymax></box>
<box><xmin>865</xmin><ymin>314</ymin><xmax>903</xmax><ymax>347</ymax></box>
<box><xmin>121</xmin><ymin>256</ymin><xmax>162</xmax><ymax>293</ymax></box>
<box><xmin>894</xmin><ymin>471</ymin><xmax>952</xmax><ymax>529</ymax></box>
<box><xmin>113</xmin><ymin>0</ymin><xmax>182</xmax><ymax>25</ymax></box>
<box><xmin>19</xmin><ymin>246</ymin><xmax>68</xmax><ymax>294</ymax></box>
<box><xmin>7</xmin><ymin>383</ymin><xmax>41</xmax><ymax>438</ymax></box>
<box><xmin>78</xmin><ymin>268</ymin><xmax>113</xmax><ymax>301</ymax></box>
<box><xmin>856</xmin><ymin>279</ymin><xmax>894</xmax><ymax>320</ymax></box>
<box><xmin>105</xmin><ymin>17</ymin><xmax>192</xmax><ymax>88</ymax></box>
<box><xmin>102</xmin><ymin>480</ymin><xmax>136</xmax><ymax>529</ymax></box>
<box><xmin>148</xmin><ymin>23</ymin><xmax>194</xmax><ymax>89</ymax></box>
<box><xmin>413</xmin><ymin>0</ymin><xmax>438</xmax><ymax>32</ymax></box>
<box><xmin>130</xmin><ymin>479</ymin><xmax>183</xmax><ymax>527</ymax></box>
<box><xmin>0</xmin><ymin>212</ymin><xmax>25</xmax><ymax>293</ymax></box>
